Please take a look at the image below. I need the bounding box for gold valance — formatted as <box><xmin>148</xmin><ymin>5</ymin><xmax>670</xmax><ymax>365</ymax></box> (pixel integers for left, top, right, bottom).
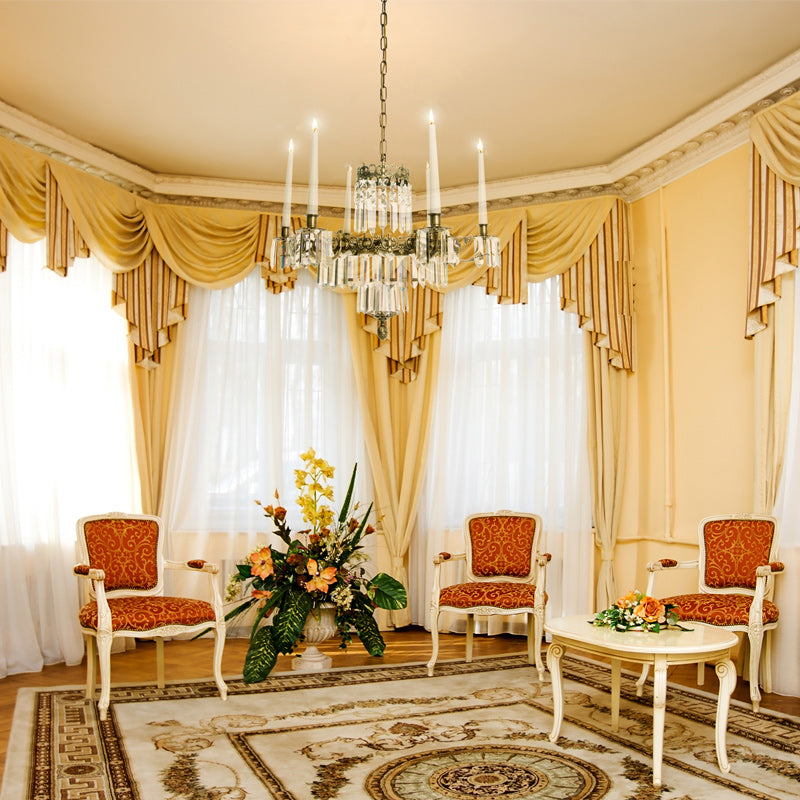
<box><xmin>748</xmin><ymin>91</ymin><xmax>800</xmax><ymax>337</ymax></box>
<box><xmin>0</xmin><ymin>133</ymin><xmax>634</xmax><ymax>374</ymax></box>
<box><xmin>751</xmin><ymin>91</ymin><xmax>800</xmax><ymax>187</ymax></box>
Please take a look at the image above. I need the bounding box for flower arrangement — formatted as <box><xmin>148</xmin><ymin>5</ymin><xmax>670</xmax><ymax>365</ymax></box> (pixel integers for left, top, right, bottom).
<box><xmin>590</xmin><ymin>590</ymin><xmax>689</xmax><ymax>633</ymax></box>
<box><xmin>225</xmin><ymin>448</ymin><xmax>407</xmax><ymax>683</ymax></box>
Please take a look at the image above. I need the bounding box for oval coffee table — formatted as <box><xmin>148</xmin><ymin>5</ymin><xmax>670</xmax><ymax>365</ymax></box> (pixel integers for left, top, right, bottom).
<box><xmin>545</xmin><ymin>614</ymin><xmax>738</xmax><ymax>788</ymax></box>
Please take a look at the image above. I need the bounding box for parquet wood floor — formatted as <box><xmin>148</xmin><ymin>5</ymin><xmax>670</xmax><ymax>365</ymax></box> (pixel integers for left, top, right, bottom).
<box><xmin>2</xmin><ymin>627</ymin><xmax>798</xmax><ymax>788</ymax></box>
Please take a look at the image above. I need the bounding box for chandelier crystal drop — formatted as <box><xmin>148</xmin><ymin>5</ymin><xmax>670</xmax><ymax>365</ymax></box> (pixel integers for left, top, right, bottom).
<box><xmin>269</xmin><ymin>0</ymin><xmax>500</xmax><ymax>341</ymax></box>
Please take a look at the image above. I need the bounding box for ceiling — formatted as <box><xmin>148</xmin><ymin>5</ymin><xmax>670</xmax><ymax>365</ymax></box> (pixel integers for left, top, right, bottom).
<box><xmin>1</xmin><ymin>0</ymin><xmax>800</xmax><ymax>208</ymax></box>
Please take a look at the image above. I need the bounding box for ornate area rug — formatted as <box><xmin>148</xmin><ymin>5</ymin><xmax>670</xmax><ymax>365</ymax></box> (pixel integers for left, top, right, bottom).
<box><xmin>3</xmin><ymin>654</ymin><xmax>799</xmax><ymax>800</ymax></box>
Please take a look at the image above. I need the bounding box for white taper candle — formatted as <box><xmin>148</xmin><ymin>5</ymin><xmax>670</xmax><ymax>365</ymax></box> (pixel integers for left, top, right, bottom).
<box><xmin>282</xmin><ymin>140</ymin><xmax>294</xmax><ymax>229</ymax></box>
<box><xmin>308</xmin><ymin>119</ymin><xmax>319</xmax><ymax>217</ymax></box>
<box><xmin>426</xmin><ymin>162</ymin><xmax>431</xmax><ymax>217</ymax></box>
<box><xmin>477</xmin><ymin>139</ymin><xmax>487</xmax><ymax>226</ymax></box>
<box><xmin>344</xmin><ymin>165</ymin><xmax>352</xmax><ymax>234</ymax></box>
<box><xmin>428</xmin><ymin>110</ymin><xmax>441</xmax><ymax>214</ymax></box>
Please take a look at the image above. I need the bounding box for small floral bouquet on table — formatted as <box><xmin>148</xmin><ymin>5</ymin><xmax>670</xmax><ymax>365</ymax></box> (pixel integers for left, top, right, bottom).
<box><xmin>225</xmin><ymin>448</ymin><xmax>407</xmax><ymax>683</ymax></box>
<box><xmin>590</xmin><ymin>590</ymin><xmax>690</xmax><ymax>633</ymax></box>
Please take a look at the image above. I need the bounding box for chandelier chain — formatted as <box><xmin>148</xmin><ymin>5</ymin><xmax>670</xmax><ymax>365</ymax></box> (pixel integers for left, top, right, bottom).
<box><xmin>379</xmin><ymin>0</ymin><xmax>388</xmax><ymax>165</ymax></box>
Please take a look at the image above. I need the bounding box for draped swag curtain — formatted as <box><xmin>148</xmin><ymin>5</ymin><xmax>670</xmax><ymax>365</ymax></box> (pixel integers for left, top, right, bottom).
<box><xmin>0</xmin><ymin>134</ymin><xmax>634</xmax><ymax>620</ymax></box>
<box><xmin>748</xmin><ymin>92</ymin><xmax>800</xmax><ymax>510</ymax></box>
<box><xmin>747</xmin><ymin>89</ymin><xmax>800</xmax><ymax>696</ymax></box>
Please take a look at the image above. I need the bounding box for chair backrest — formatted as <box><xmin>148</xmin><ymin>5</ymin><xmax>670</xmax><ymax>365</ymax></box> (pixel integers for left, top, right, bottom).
<box><xmin>698</xmin><ymin>514</ymin><xmax>780</xmax><ymax>596</ymax></box>
<box><xmin>76</xmin><ymin>513</ymin><xmax>165</xmax><ymax>598</ymax></box>
<box><xmin>464</xmin><ymin>511</ymin><xmax>542</xmax><ymax>583</ymax></box>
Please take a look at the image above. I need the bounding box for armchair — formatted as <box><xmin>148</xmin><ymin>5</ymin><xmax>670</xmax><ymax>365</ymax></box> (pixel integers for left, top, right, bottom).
<box><xmin>427</xmin><ymin>511</ymin><xmax>550</xmax><ymax>678</ymax></box>
<box><xmin>639</xmin><ymin>513</ymin><xmax>783</xmax><ymax>712</ymax></box>
<box><xmin>74</xmin><ymin>513</ymin><xmax>228</xmax><ymax>720</ymax></box>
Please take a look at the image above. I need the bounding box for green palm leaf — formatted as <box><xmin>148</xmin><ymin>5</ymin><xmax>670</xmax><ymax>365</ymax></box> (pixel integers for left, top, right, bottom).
<box><xmin>272</xmin><ymin>591</ymin><xmax>313</xmax><ymax>653</ymax></box>
<box><xmin>243</xmin><ymin>626</ymin><xmax>278</xmax><ymax>683</ymax></box>
<box><xmin>337</xmin><ymin>462</ymin><xmax>358</xmax><ymax>524</ymax></box>
<box><xmin>368</xmin><ymin>573</ymin><xmax>407</xmax><ymax>610</ymax></box>
<box><xmin>354</xmin><ymin>609</ymin><xmax>385</xmax><ymax>656</ymax></box>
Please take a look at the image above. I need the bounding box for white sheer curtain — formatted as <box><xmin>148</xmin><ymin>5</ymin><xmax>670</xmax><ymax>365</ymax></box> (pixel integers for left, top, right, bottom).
<box><xmin>411</xmin><ymin>278</ymin><xmax>592</xmax><ymax>633</ymax></box>
<box><xmin>160</xmin><ymin>268</ymin><xmax>369</xmax><ymax>613</ymax></box>
<box><xmin>0</xmin><ymin>237</ymin><xmax>140</xmax><ymax>677</ymax></box>
<box><xmin>771</xmin><ymin>272</ymin><xmax>800</xmax><ymax>698</ymax></box>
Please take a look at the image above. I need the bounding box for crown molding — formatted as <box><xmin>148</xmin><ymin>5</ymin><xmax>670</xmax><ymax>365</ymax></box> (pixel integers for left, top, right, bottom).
<box><xmin>1</xmin><ymin>47</ymin><xmax>800</xmax><ymax>214</ymax></box>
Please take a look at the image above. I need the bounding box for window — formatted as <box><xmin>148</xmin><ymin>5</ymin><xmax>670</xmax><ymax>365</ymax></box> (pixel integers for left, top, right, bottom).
<box><xmin>413</xmin><ymin>278</ymin><xmax>592</xmax><ymax>623</ymax></box>
<box><xmin>0</xmin><ymin>237</ymin><xmax>139</xmax><ymax>675</ymax></box>
<box><xmin>162</xmin><ymin>268</ymin><xmax>368</xmax><ymax>537</ymax></box>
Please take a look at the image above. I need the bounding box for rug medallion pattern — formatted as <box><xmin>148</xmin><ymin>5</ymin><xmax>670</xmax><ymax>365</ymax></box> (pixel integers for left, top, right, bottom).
<box><xmin>4</xmin><ymin>655</ymin><xmax>799</xmax><ymax>800</ymax></box>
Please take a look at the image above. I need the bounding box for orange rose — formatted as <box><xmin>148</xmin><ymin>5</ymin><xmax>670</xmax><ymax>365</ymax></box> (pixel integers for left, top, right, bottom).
<box><xmin>635</xmin><ymin>596</ymin><xmax>666</xmax><ymax>623</ymax></box>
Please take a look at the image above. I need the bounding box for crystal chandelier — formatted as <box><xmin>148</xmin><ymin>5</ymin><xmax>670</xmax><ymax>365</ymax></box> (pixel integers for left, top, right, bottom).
<box><xmin>270</xmin><ymin>0</ymin><xmax>500</xmax><ymax>340</ymax></box>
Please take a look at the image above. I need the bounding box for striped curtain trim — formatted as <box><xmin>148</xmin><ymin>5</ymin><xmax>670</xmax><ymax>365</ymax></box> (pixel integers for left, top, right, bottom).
<box><xmin>367</xmin><ymin>285</ymin><xmax>443</xmax><ymax>383</ymax></box>
<box><xmin>472</xmin><ymin>220</ymin><xmax>527</xmax><ymax>304</ymax></box>
<box><xmin>747</xmin><ymin>145</ymin><xmax>800</xmax><ymax>338</ymax></box>
<box><xmin>561</xmin><ymin>198</ymin><xmax>634</xmax><ymax>371</ymax></box>
<box><xmin>112</xmin><ymin>250</ymin><xmax>187</xmax><ymax>368</ymax></box>
<box><xmin>366</xmin><ymin>200</ymin><xmax>634</xmax><ymax>378</ymax></box>
<box><xmin>45</xmin><ymin>164</ymin><xmax>89</xmax><ymax>277</ymax></box>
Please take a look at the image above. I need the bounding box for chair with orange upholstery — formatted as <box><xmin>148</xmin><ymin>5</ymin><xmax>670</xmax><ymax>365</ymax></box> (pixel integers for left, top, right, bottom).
<box><xmin>427</xmin><ymin>510</ymin><xmax>550</xmax><ymax>678</ymax></box>
<box><xmin>639</xmin><ymin>513</ymin><xmax>783</xmax><ymax>712</ymax></box>
<box><xmin>74</xmin><ymin>513</ymin><xmax>228</xmax><ymax>720</ymax></box>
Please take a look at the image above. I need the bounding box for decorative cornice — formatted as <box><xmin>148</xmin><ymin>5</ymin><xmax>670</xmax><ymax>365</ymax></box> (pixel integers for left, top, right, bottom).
<box><xmin>1</xmin><ymin>47</ymin><xmax>800</xmax><ymax>214</ymax></box>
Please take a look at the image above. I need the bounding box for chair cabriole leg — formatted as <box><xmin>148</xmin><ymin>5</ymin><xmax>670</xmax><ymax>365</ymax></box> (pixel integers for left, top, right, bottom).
<box><xmin>213</xmin><ymin>628</ymin><xmax>228</xmax><ymax>700</ymax></box>
<box><xmin>156</xmin><ymin>637</ymin><xmax>165</xmax><ymax>688</ymax></box>
<box><xmin>465</xmin><ymin>613</ymin><xmax>474</xmax><ymax>663</ymax></box>
<box><xmin>748</xmin><ymin>628</ymin><xmax>764</xmax><ymax>712</ymax></box>
<box><xmin>96</xmin><ymin>630</ymin><xmax>113</xmax><ymax>721</ymax></box>
<box><xmin>85</xmin><ymin>635</ymin><xmax>97</xmax><ymax>699</ymax></box>
<box><xmin>427</xmin><ymin>605</ymin><xmax>441</xmax><ymax>676</ymax></box>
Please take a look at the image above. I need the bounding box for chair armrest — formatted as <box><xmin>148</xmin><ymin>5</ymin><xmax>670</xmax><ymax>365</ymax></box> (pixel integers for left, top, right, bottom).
<box><xmin>164</xmin><ymin>560</ymin><xmax>224</xmax><ymax>618</ymax></box>
<box><xmin>750</xmin><ymin>562</ymin><xmax>784</xmax><ymax>627</ymax></box>
<box><xmin>646</xmin><ymin>558</ymin><xmax>698</xmax><ymax>571</ymax></box>
<box><xmin>430</xmin><ymin>552</ymin><xmax>466</xmax><ymax>610</ymax></box>
<box><xmin>432</xmin><ymin>551</ymin><xmax>465</xmax><ymax>565</ymax></box>
<box><xmin>537</xmin><ymin>552</ymin><xmax>552</xmax><ymax>567</ymax></box>
<box><xmin>644</xmin><ymin>558</ymin><xmax>698</xmax><ymax>595</ymax></box>
<box><xmin>756</xmin><ymin>562</ymin><xmax>785</xmax><ymax>577</ymax></box>
<box><xmin>164</xmin><ymin>559</ymin><xmax>220</xmax><ymax>574</ymax></box>
<box><xmin>73</xmin><ymin>564</ymin><xmax>106</xmax><ymax>582</ymax></box>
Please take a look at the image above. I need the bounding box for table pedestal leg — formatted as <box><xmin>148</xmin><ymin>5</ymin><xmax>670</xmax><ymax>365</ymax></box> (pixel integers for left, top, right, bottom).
<box><xmin>652</xmin><ymin>654</ymin><xmax>667</xmax><ymax>788</ymax></box>
<box><xmin>547</xmin><ymin>642</ymin><xmax>565</xmax><ymax>742</ymax></box>
<box><xmin>715</xmin><ymin>657</ymin><xmax>736</xmax><ymax>773</ymax></box>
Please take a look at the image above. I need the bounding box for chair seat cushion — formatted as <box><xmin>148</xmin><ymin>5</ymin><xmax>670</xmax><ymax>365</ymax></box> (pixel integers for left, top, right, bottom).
<box><xmin>662</xmin><ymin>593</ymin><xmax>779</xmax><ymax>626</ymax></box>
<box><xmin>78</xmin><ymin>596</ymin><xmax>217</xmax><ymax>632</ymax></box>
<box><xmin>439</xmin><ymin>582</ymin><xmax>543</xmax><ymax>611</ymax></box>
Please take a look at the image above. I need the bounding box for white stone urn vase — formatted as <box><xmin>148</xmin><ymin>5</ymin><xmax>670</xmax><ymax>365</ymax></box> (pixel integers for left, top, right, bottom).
<box><xmin>292</xmin><ymin>602</ymin><xmax>337</xmax><ymax>672</ymax></box>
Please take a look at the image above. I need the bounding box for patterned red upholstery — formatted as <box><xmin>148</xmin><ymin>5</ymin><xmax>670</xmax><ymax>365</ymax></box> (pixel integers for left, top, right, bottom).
<box><xmin>469</xmin><ymin>515</ymin><xmax>534</xmax><ymax>577</ymax></box>
<box><xmin>662</xmin><ymin>592</ymin><xmax>780</xmax><ymax>626</ymax></box>
<box><xmin>702</xmin><ymin>517</ymin><xmax>775</xmax><ymax>589</ymax></box>
<box><xmin>440</xmin><ymin>582</ymin><xmax>544</xmax><ymax>610</ymax></box>
<box><xmin>79</xmin><ymin>596</ymin><xmax>216</xmax><ymax>632</ymax></box>
<box><xmin>83</xmin><ymin>517</ymin><xmax>160</xmax><ymax>591</ymax></box>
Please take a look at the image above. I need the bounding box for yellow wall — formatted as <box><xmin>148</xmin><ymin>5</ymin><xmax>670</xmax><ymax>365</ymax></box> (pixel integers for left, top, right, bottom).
<box><xmin>613</xmin><ymin>144</ymin><xmax>756</xmax><ymax>597</ymax></box>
